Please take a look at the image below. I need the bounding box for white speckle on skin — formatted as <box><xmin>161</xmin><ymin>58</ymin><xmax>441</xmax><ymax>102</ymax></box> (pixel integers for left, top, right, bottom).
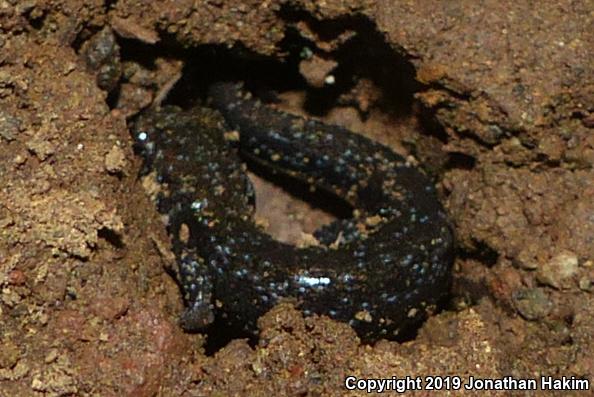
<box><xmin>191</xmin><ymin>199</ymin><xmax>208</xmax><ymax>211</ymax></box>
<box><xmin>295</xmin><ymin>275</ymin><xmax>331</xmax><ymax>287</ymax></box>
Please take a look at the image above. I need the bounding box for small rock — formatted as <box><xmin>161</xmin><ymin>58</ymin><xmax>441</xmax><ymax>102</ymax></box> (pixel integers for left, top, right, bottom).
<box><xmin>299</xmin><ymin>54</ymin><xmax>338</xmax><ymax>88</ymax></box>
<box><xmin>7</xmin><ymin>270</ymin><xmax>26</xmax><ymax>286</ymax></box>
<box><xmin>44</xmin><ymin>349</ymin><xmax>58</xmax><ymax>364</ymax></box>
<box><xmin>0</xmin><ymin>111</ymin><xmax>21</xmax><ymax>141</ymax></box>
<box><xmin>513</xmin><ymin>288</ymin><xmax>552</xmax><ymax>320</ymax></box>
<box><xmin>0</xmin><ymin>341</ymin><xmax>20</xmax><ymax>369</ymax></box>
<box><xmin>416</xmin><ymin>62</ymin><xmax>448</xmax><ymax>84</ymax></box>
<box><xmin>90</xmin><ymin>296</ymin><xmax>130</xmax><ymax>321</ymax></box>
<box><xmin>13</xmin><ymin>153</ymin><xmax>26</xmax><ymax>166</ymax></box>
<box><xmin>0</xmin><ymin>70</ymin><xmax>13</xmax><ymax>87</ymax></box>
<box><xmin>582</xmin><ymin>113</ymin><xmax>594</xmax><ymax>128</ymax></box>
<box><xmin>104</xmin><ymin>145</ymin><xmax>127</xmax><ymax>174</ymax></box>
<box><xmin>514</xmin><ymin>249</ymin><xmax>539</xmax><ymax>270</ymax></box>
<box><xmin>111</xmin><ymin>16</ymin><xmax>160</xmax><ymax>44</ymax></box>
<box><xmin>26</xmin><ymin>132</ymin><xmax>56</xmax><ymax>161</ymax></box>
<box><xmin>82</xmin><ymin>27</ymin><xmax>121</xmax><ymax>92</ymax></box>
<box><xmin>537</xmin><ymin>250</ymin><xmax>579</xmax><ymax>289</ymax></box>
<box><xmin>16</xmin><ymin>0</ymin><xmax>38</xmax><ymax>15</ymax></box>
<box><xmin>113</xmin><ymin>83</ymin><xmax>153</xmax><ymax>118</ymax></box>
<box><xmin>578</xmin><ymin>276</ymin><xmax>591</xmax><ymax>292</ymax></box>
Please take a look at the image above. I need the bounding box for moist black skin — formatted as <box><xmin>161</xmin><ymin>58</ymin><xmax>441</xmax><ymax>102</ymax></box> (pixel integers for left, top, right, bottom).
<box><xmin>132</xmin><ymin>82</ymin><xmax>454</xmax><ymax>342</ymax></box>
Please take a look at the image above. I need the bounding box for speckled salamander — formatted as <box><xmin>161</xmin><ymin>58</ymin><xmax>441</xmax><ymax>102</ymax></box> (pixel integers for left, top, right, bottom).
<box><xmin>133</xmin><ymin>82</ymin><xmax>454</xmax><ymax>342</ymax></box>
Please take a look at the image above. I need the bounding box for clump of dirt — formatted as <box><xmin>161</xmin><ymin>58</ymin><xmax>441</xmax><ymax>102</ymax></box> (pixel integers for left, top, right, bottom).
<box><xmin>1</xmin><ymin>1</ymin><xmax>592</xmax><ymax>396</ymax></box>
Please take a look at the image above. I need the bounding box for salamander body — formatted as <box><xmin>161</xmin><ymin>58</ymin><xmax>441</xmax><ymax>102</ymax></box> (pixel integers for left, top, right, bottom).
<box><xmin>133</xmin><ymin>82</ymin><xmax>454</xmax><ymax>342</ymax></box>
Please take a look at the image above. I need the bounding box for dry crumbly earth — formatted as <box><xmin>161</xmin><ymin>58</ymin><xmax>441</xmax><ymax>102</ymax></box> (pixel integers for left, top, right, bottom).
<box><xmin>0</xmin><ymin>1</ymin><xmax>593</xmax><ymax>396</ymax></box>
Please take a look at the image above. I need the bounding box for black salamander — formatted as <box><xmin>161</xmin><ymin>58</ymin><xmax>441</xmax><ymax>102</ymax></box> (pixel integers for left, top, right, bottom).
<box><xmin>133</xmin><ymin>82</ymin><xmax>454</xmax><ymax>342</ymax></box>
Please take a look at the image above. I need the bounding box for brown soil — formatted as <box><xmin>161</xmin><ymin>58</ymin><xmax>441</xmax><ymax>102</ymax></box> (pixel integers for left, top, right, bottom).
<box><xmin>1</xmin><ymin>1</ymin><xmax>592</xmax><ymax>396</ymax></box>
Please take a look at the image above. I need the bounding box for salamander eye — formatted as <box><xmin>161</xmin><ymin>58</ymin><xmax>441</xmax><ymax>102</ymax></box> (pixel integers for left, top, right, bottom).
<box><xmin>136</xmin><ymin>131</ymin><xmax>148</xmax><ymax>142</ymax></box>
<box><xmin>136</xmin><ymin>135</ymin><xmax>155</xmax><ymax>157</ymax></box>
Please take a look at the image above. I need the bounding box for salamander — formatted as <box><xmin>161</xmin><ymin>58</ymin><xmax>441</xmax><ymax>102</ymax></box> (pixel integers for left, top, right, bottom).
<box><xmin>132</xmin><ymin>82</ymin><xmax>454</xmax><ymax>342</ymax></box>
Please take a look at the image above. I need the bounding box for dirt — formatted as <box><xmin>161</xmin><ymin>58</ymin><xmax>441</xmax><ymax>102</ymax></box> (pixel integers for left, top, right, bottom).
<box><xmin>1</xmin><ymin>1</ymin><xmax>592</xmax><ymax>396</ymax></box>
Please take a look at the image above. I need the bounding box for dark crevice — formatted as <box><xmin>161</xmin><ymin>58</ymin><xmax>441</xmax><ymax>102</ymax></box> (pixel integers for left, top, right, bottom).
<box><xmin>105</xmin><ymin>0</ymin><xmax>119</xmax><ymax>11</ymax></box>
<box><xmin>445</xmin><ymin>152</ymin><xmax>477</xmax><ymax>170</ymax></box>
<box><xmin>204</xmin><ymin>322</ymin><xmax>257</xmax><ymax>356</ymax></box>
<box><xmin>164</xmin><ymin>45</ymin><xmax>305</xmax><ymax>108</ymax></box>
<box><xmin>451</xmin><ymin>277</ymin><xmax>491</xmax><ymax>307</ymax></box>
<box><xmin>98</xmin><ymin>227</ymin><xmax>125</xmax><ymax>249</ymax></box>
<box><xmin>278</xmin><ymin>7</ymin><xmax>421</xmax><ymax>118</ymax></box>
<box><xmin>458</xmin><ymin>241</ymin><xmax>499</xmax><ymax>268</ymax></box>
<box><xmin>72</xmin><ymin>26</ymin><xmax>104</xmax><ymax>53</ymax></box>
<box><xmin>105</xmin><ymin>87</ymin><xmax>121</xmax><ymax>110</ymax></box>
<box><xmin>417</xmin><ymin>105</ymin><xmax>450</xmax><ymax>144</ymax></box>
<box><xmin>26</xmin><ymin>13</ymin><xmax>45</xmax><ymax>31</ymax></box>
